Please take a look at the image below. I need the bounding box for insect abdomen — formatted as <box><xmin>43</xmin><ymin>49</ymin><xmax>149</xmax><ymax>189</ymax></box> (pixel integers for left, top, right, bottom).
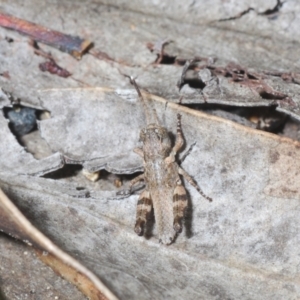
<box><xmin>145</xmin><ymin>160</ymin><xmax>177</xmax><ymax>244</ymax></box>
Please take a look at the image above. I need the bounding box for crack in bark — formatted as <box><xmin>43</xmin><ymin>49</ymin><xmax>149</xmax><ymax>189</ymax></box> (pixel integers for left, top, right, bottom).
<box><xmin>258</xmin><ymin>0</ymin><xmax>285</xmax><ymax>16</ymax></box>
<box><xmin>218</xmin><ymin>0</ymin><xmax>284</xmax><ymax>22</ymax></box>
<box><xmin>219</xmin><ymin>8</ymin><xmax>254</xmax><ymax>22</ymax></box>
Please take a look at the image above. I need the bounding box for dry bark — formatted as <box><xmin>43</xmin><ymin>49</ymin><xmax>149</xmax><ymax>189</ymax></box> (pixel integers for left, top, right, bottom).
<box><xmin>1</xmin><ymin>1</ymin><xmax>300</xmax><ymax>299</ymax></box>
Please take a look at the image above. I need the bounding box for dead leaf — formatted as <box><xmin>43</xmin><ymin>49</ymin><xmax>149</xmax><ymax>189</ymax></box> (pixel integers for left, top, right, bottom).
<box><xmin>0</xmin><ymin>188</ymin><xmax>118</xmax><ymax>300</ymax></box>
<box><xmin>1</xmin><ymin>1</ymin><xmax>300</xmax><ymax>299</ymax></box>
<box><xmin>1</xmin><ymin>89</ymin><xmax>300</xmax><ymax>299</ymax></box>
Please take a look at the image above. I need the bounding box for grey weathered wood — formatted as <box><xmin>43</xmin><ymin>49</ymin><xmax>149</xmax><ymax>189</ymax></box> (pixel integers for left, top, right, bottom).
<box><xmin>1</xmin><ymin>1</ymin><xmax>300</xmax><ymax>299</ymax></box>
<box><xmin>1</xmin><ymin>1</ymin><xmax>300</xmax><ymax>118</ymax></box>
<box><xmin>1</xmin><ymin>96</ymin><xmax>300</xmax><ymax>299</ymax></box>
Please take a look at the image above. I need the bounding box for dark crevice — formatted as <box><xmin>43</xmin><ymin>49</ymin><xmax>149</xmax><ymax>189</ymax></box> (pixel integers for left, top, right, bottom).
<box><xmin>219</xmin><ymin>8</ymin><xmax>254</xmax><ymax>22</ymax></box>
<box><xmin>185</xmin><ymin>78</ymin><xmax>206</xmax><ymax>90</ymax></box>
<box><xmin>3</xmin><ymin>105</ymin><xmax>48</xmax><ymax>142</ymax></box>
<box><xmin>259</xmin><ymin>90</ymin><xmax>287</xmax><ymax>100</ymax></box>
<box><xmin>187</xmin><ymin>103</ymin><xmax>279</xmax><ymax>115</ymax></box>
<box><xmin>177</xmin><ymin>59</ymin><xmax>211</xmax><ymax>90</ymax></box>
<box><xmin>147</xmin><ymin>39</ymin><xmax>201</xmax><ymax>66</ymax></box>
<box><xmin>247</xmin><ymin>73</ymin><xmax>260</xmax><ymax>80</ymax></box>
<box><xmin>218</xmin><ymin>0</ymin><xmax>284</xmax><ymax>22</ymax></box>
<box><xmin>258</xmin><ymin>0</ymin><xmax>284</xmax><ymax>16</ymax></box>
<box><xmin>4</xmin><ymin>36</ymin><xmax>14</xmax><ymax>43</ymax></box>
<box><xmin>2</xmin><ymin>105</ymin><xmax>53</xmax><ymax>159</ymax></box>
<box><xmin>43</xmin><ymin>165</ymin><xmax>142</xmax><ymax>197</ymax></box>
<box><xmin>76</xmin><ymin>186</ymin><xmax>86</xmax><ymax>191</ymax></box>
<box><xmin>185</xmin><ymin>103</ymin><xmax>291</xmax><ymax>135</ymax></box>
<box><xmin>3</xmin><ymin>106</ymin><xmax>36</xmax><ymax>138</ymax></box>
<box><xmin>43</xmin><ymin>164</ymin><xmax>83</xmax><ymax>180</ymax></box>
<box><xmin>156</xmin><ymin>54</ymin><xmax>177</xmax><ymax>65</ymax></box>
<box><xmin>43</xmin><ymin>164</ymin><xmax>130</xmax><ymax>184</ymax></box>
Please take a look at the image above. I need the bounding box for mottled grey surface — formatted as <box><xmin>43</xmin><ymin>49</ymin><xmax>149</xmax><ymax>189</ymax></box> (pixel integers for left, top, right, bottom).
<box><xmin>37</xmin><ymin>88</ymin><xmax>144</xmax><ymax>173</ymax></box>
<box><xmin>1</xmin><ymin>1</ymin><xmax>300</xmax><ymax>299</ymax></box>
<box><xmin>1</xmin><ymin>1</ymin><xmax>300</xmax><ymax>118</ymax></box>
<box><xmin>1</xmin><ymin>99</ymin><xmax>300</xmax><ymax>299</ymax></box>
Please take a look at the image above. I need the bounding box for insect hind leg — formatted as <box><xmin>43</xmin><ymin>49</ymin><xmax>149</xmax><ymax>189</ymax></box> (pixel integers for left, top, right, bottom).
<box><xmin>134</xmin><ymin>190</ymin><xmax>153</xmax><ymax>236</ymax></box>
<box><xmin>173</xmin><ymin>180</ymin><xmax>188</xmax><ymax>233</ymax></box>
<box><xmin>166</xmin><ymin>114</ymin><xmax>184</xmax><ymax>165</ymax></box>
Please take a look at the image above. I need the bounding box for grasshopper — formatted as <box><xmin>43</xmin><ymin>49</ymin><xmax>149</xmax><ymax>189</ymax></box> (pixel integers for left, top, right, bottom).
<box><xmin>119</xmin><ymin>76</ymin><xmax>212</xmax><ymax>244</ymax></box>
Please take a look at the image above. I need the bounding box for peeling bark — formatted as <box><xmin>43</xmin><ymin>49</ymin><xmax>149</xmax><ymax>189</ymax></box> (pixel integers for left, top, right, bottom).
<box><xmin>1</xmin><ymin>1</ymin><xmax>300</xmax><ymax>299</ymax></box>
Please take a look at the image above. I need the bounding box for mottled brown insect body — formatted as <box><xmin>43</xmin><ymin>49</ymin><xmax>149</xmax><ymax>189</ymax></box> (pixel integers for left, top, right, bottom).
<box><xmin>140</xmin><ymin>124</ymin><xmax>179</xmax><ymax>243</ymax></box>
<box><xmin>119</xmin><ymin>76</ymin><xmax>212</xmax><ymax>245</ymax></box>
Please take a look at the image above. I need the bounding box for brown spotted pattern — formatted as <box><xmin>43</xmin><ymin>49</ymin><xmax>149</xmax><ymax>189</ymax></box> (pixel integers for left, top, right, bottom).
<box><xmin>119</xmin><ymin>76</ymin><xmax>212</xmax><ymax>244</ymax></box>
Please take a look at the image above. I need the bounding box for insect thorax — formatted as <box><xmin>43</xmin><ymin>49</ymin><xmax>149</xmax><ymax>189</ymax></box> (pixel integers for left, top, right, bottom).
<box><xmin>140</xmin><ymin>123</ymin><xmax>172</xmax><ymax>158</ymax></box>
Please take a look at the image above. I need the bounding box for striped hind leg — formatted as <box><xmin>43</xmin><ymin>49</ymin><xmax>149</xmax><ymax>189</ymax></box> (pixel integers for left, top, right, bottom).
<box><xmin>134</xmin><ymin>190</ymin><xmax>153</xmax><ymax>236</ymax></box>
<box><xmin>173</xmin><ymin>179</ymin><xmax>188</xmax><ymax>233</ymax></box>
<box><xmin>166</xmin><ymin>114</ymin><xmax>184</xmax><ymax>165</ymax></box>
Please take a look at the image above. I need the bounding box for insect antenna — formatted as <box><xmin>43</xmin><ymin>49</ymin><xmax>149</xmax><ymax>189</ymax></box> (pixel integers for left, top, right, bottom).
<box><xmin>120</xmin><ymin>71</ymin><xmax>159</xmax><ymax>125</ymax></box>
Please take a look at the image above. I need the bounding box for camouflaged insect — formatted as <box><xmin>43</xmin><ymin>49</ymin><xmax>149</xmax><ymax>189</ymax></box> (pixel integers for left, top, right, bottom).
<box><xmin>119</xmin><ymin>76</ymin><xmax>212</xmax><ymax>245</ymax></box>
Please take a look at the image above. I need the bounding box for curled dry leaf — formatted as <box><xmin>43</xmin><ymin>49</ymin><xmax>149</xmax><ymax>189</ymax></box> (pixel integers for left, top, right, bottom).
<box><xmin>37</xmin><ymin>87</ymin><xmax>145</xmax><ymax>174</ymax></box>
<box><xmin>176</xmin><ymin>61</ymin><xmax>300</xmax><ymax>121</ymax></box>
<box><xmin>1</xmin><ymin>1</ymin><xmax>300</xmax><ymax>122</ymax></box>
<box><xmin>1</xmin><ymin>1</ymin><xmax>300</xmax><ymax>299</ymax></box>
<box><xmin>1</xmin><ymin>88</ymin><xmax>300</xmax><ymax>299</ymax></box>
<box><xmin>0</xmin><ymin>188</ymin><xmax>118</xmax><ymax>300</ymax></box>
